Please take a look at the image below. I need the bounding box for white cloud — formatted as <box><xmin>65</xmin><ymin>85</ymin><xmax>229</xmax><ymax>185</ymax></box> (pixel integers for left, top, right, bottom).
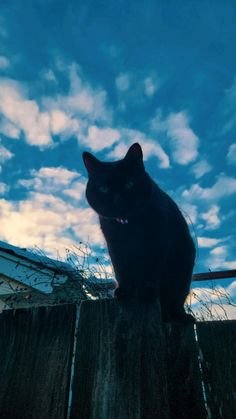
<box><xmin>190</xmin><ymin>286</ymin><xmax>229</xmax><ymax>305</ymax></box>
<box><xmin>64</xmin><ymin>181</ymin><xmax>86</xmax><ymax>201</ymax></box>
<box><xmin>189</xmin><ymin>286</ymin><xmax>236</xmax><ymax>320</ymax></box>
<box><xmin>106</xmin><ymin>142</ymin><xmax>130</xmax><ymax>160</ymax></box>
<box><xmin>182</xmin><ymin>174</ymin><xmax>236</xmax><ymax>202</ymax></box>
<box><xmin>178</xmin><ymin>203</ymin><xmax>198</xmax><ymax>224</ymax></box>
<box><xmin>227</xmin><ymin>281</ymin><xmax>236</xmax><ymax>299</ymax></box>
<box><xmin>0</xmin><ymin>64</ymin><xmax>112</xmax><ymax>149</ymax></box>
<box><xmin>191</xmin><ymin>159</ymin><xmax>212</xmax><ymax>179</ymax></box>
<box><xmin>0</xmin><ymin>55</ymin><xmax>10</xmax><ymax>69</ymax></box>
<box><xmin>70</xmin><ymin>207</ymin><xmax>103</xmax><ymax>246</ymax></box>
<box><xmin>0</xmin><ymin>193</ymin><xmax>104</xmax><ymax>258</ymax></box>
<box><xmin>0</xmin><ymin>79</ymin><xmax>52</xmax><ymax>147</ymax></box>
<box><xmin>19</xmin><ymin>166</ymin><xmax>83</xmax><ymax>195</ymax></box>
<box><xmin>115</xmin><ymin>72</ymin><xmax>160</xmax><ymax>111</ymax></box>
<box><xmin>144</xmin><ymin>77</ymin><xmax>157</xmax><ymax>98</ymax></box>
<box><xmin>0</xmin><ymin>119</ymin><xmax>20</xmax><ymax>139</ymax></box>
<box><xmin>211</xmin><ymin>246</ymin><xmax>226</xmax><ymax>256</ymax></box>
<box><xmin>0</xmin><ymin>183</ymin><xmax>8</xmax><ymax>195</ymax></box>
<box><xmin>85</xmin><ymin>126</ymin><xmax>120</xmax><ymax>152</ymax></box>
<box><xmin>41</xmin><ymin>69</ymin><xmax>57</xmax><ymax>82</ymax></box>
<box><xmin>115</xmin><ymin>73</ymin><xmax>130</xmax><ymax>92</ymax></box>
<box><xmin>206</xmin><ymin>245</ymin><xmax>236</xmax><ymax>270</ymax></box>
<box><xmin>197</xmin><ymin>237</ymin><xmax>225</xmax><ymax>248</ymax></box>
<box><xmin>0</xmin><ymin>64</ymin><xmax>164</xmax><ymax>162</ymax></box>
<box><xmin>45</xmin><ymin>64</ymin><xmax>112</xmax><ymax>124</ymax></box>
<box><xmin>151</xmin><ymin>110</ymin><xmax>199</xmax><ymax>165</ymax></box>
<box><xmin>50</xmin><ymin>109</ymin><xmax>79</xmax><ymax>135</ymax></box>
<box><xmin>106</xmin><ymin>128</ymin><xmax>170</xmax><ymax>168</ymax></box>
<box><xmin>9</xmin><ymin>166</ymin><xmax>99</xmax><ymax>255</ymax></box>
<box><xmin>209</xmin><ymin>304</ymin><xmax>236</xmax><ymax>320</ymax></box>
<box><xmin>0</xmin><ymin>143</ymin><xmax>14</xmax><ymax>163</ymax></box>
<box><xmin>0</xmin><ymin>142</ymin><xmax>14</xmax><ymax>173</ymax></box>
<box><xmin>141</xmin><ymin>140</ymin><xmax>170</xmax><ymax>168</ymax></box>
<box><xmin>200</xmin><ymin>205</ymin><xmax>221</xmax><ymax>230</ymax></box>
<box><xmin>166</xmin><ymin>112</ymin><xmax>199</xmax><ymax>164</ymax></box>
<box><xmin>150</xmin><ymin>110</ymin><xmax>167</xmax><ymax>132</ymax></box>
<box><xmin>227</xmin><ymin>143</ymin><xmax>236</xmax><ymax>165</ymax></box>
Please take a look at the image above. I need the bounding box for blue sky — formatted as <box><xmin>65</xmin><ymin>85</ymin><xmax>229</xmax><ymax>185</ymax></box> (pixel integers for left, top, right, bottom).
<box><xmin>0</xmin><ymin>0</ymin><xmax>236</xmax><ymax>294</ymax></box>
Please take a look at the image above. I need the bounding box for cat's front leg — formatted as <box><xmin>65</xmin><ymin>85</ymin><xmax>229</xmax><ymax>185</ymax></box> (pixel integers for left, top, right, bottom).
<box><xmin>115</xmin><ymin>285</ymin><xmax>134</xmax><ymax>300</ymax></box>
<box><xmin>138</xmin><ymin>286</ymin><xmax>159</xmax><ymax>302</ymax></box>
<box><xmin>115</xmin><ymin>283</ymin><xmax>159</xmax><ymax>303</ymax></box>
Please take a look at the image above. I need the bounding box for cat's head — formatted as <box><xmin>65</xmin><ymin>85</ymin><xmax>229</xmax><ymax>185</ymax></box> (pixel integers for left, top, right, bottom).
<box><xmin>83</xmin><ymin>143</ymin><xmax>152</xmax><ymax>219</ymax></box>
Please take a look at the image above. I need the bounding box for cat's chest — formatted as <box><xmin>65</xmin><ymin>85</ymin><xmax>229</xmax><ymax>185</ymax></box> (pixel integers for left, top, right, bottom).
<box><xmin>99</xmin><ymin>212</ymin><xmax>165</xmax><ymax>243</ymax></box>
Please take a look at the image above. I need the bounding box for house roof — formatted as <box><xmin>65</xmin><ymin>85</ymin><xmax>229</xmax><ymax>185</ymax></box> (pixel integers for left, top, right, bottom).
<box><xmin>0</xmin><ymin>241</ymin><xmax>73</xmax><ymax>274</ymax></box>
<box><xmin>0</xmin><ymin>241</ymin><xmax>116</xmax><ymax>309</ymax></box>
<box><xmin>0</xmin><ymin>241</ymin><xmax>70</xmax><ymax>294</ymax></box>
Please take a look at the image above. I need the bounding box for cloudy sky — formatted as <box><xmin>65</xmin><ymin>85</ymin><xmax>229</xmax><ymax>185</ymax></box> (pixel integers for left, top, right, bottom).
<box><xmin>0</xmin><ymin>1</ymin><xmax>236</xmax><ymax>288</ymax></box>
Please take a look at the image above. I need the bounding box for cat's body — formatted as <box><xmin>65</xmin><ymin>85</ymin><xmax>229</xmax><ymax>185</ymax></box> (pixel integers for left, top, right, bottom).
<box><xmin>83</xmin><ymin>143</ymin><xmax>196</xmax><ymax>323</ymax></box>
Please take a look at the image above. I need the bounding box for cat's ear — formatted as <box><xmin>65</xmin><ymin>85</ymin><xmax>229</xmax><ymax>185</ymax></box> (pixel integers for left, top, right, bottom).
<box><xmin>83</xmin><ymin>152</ymin><xmax>101</xmax><ymax>175</ymax></box>
<box><xmin>125</xmin><ymin>143</ymin><xmax>143</xmax><ymax>163</ymax></box>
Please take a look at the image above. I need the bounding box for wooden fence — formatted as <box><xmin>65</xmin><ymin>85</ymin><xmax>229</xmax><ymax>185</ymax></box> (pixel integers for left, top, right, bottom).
<box><xmin>0</xmin><ymin>301</ymin><xmax>235</xmax><ymax>419</ymax></box>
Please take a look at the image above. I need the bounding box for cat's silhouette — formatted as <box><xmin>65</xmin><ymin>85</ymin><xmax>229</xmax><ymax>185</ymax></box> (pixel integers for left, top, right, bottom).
<box><xmin>83</xmin><ymin>143</ymin><xmax>195</xmax><ymax>323</ymax></box>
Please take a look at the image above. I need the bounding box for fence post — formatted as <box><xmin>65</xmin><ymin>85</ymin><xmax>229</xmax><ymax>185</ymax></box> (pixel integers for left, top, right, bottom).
<box><xmin>70</xmin><ymin>298</ymin><xmax>169</xmax><ymax>419</ymax></box>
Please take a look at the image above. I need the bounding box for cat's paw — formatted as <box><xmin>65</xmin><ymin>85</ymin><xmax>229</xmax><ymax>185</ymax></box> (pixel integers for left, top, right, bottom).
<box><xmin>180</xmin><ymin>312</ymin><xmax>196</xmax><ymax>324</ymax></box>
<box><xmin>167</xmin><ymin>312</ymin><xmax>196</xmax><ymax>324</ymax></box>
<box><xmin>115</xmin><ymin>287</ymin><xmax>133</xmax><ymax>300</ymax></box>
<box><xmin>161</xmin><ymin>306</ymin><xmax>196</xmax><ymax>324</ymax></box>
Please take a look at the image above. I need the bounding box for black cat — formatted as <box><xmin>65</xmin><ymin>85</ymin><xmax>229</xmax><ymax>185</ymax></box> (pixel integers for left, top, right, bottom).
<box><xmin>83</xmin><ymin>143</ymin><xmax>196</xmax><ymax>323</ymax></box>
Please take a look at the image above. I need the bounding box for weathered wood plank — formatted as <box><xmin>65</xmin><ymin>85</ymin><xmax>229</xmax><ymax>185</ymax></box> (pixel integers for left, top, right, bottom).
<box><xmin>0</xmin><ymin>305</ymin><xmax>76</xmax><ymax>419</ymax></box>
<box><xmin>71</xmin><ymin>299</ymin><xmax>170</xmax><ymax>419</ymax></box>
<box><xmin>165</xmin><ymin>323</ymin><xmax>206</xmax><ymax>419</ymax></box>
<box><xmin>196</xmin><ymin>320</ymin><xmax>236</xmax><ymax>419</ymax></box>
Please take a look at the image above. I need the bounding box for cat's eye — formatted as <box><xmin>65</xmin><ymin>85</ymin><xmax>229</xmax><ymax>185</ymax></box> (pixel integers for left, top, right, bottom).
<box><xmin>99</xmin><ymin>185</ymin><xmax>109</xmax><ymax>193</ymax></box>
<box><xmin>124</xmin><ymin>180</ymin><xmax>134</xmax><ymax>191</ymax></box>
